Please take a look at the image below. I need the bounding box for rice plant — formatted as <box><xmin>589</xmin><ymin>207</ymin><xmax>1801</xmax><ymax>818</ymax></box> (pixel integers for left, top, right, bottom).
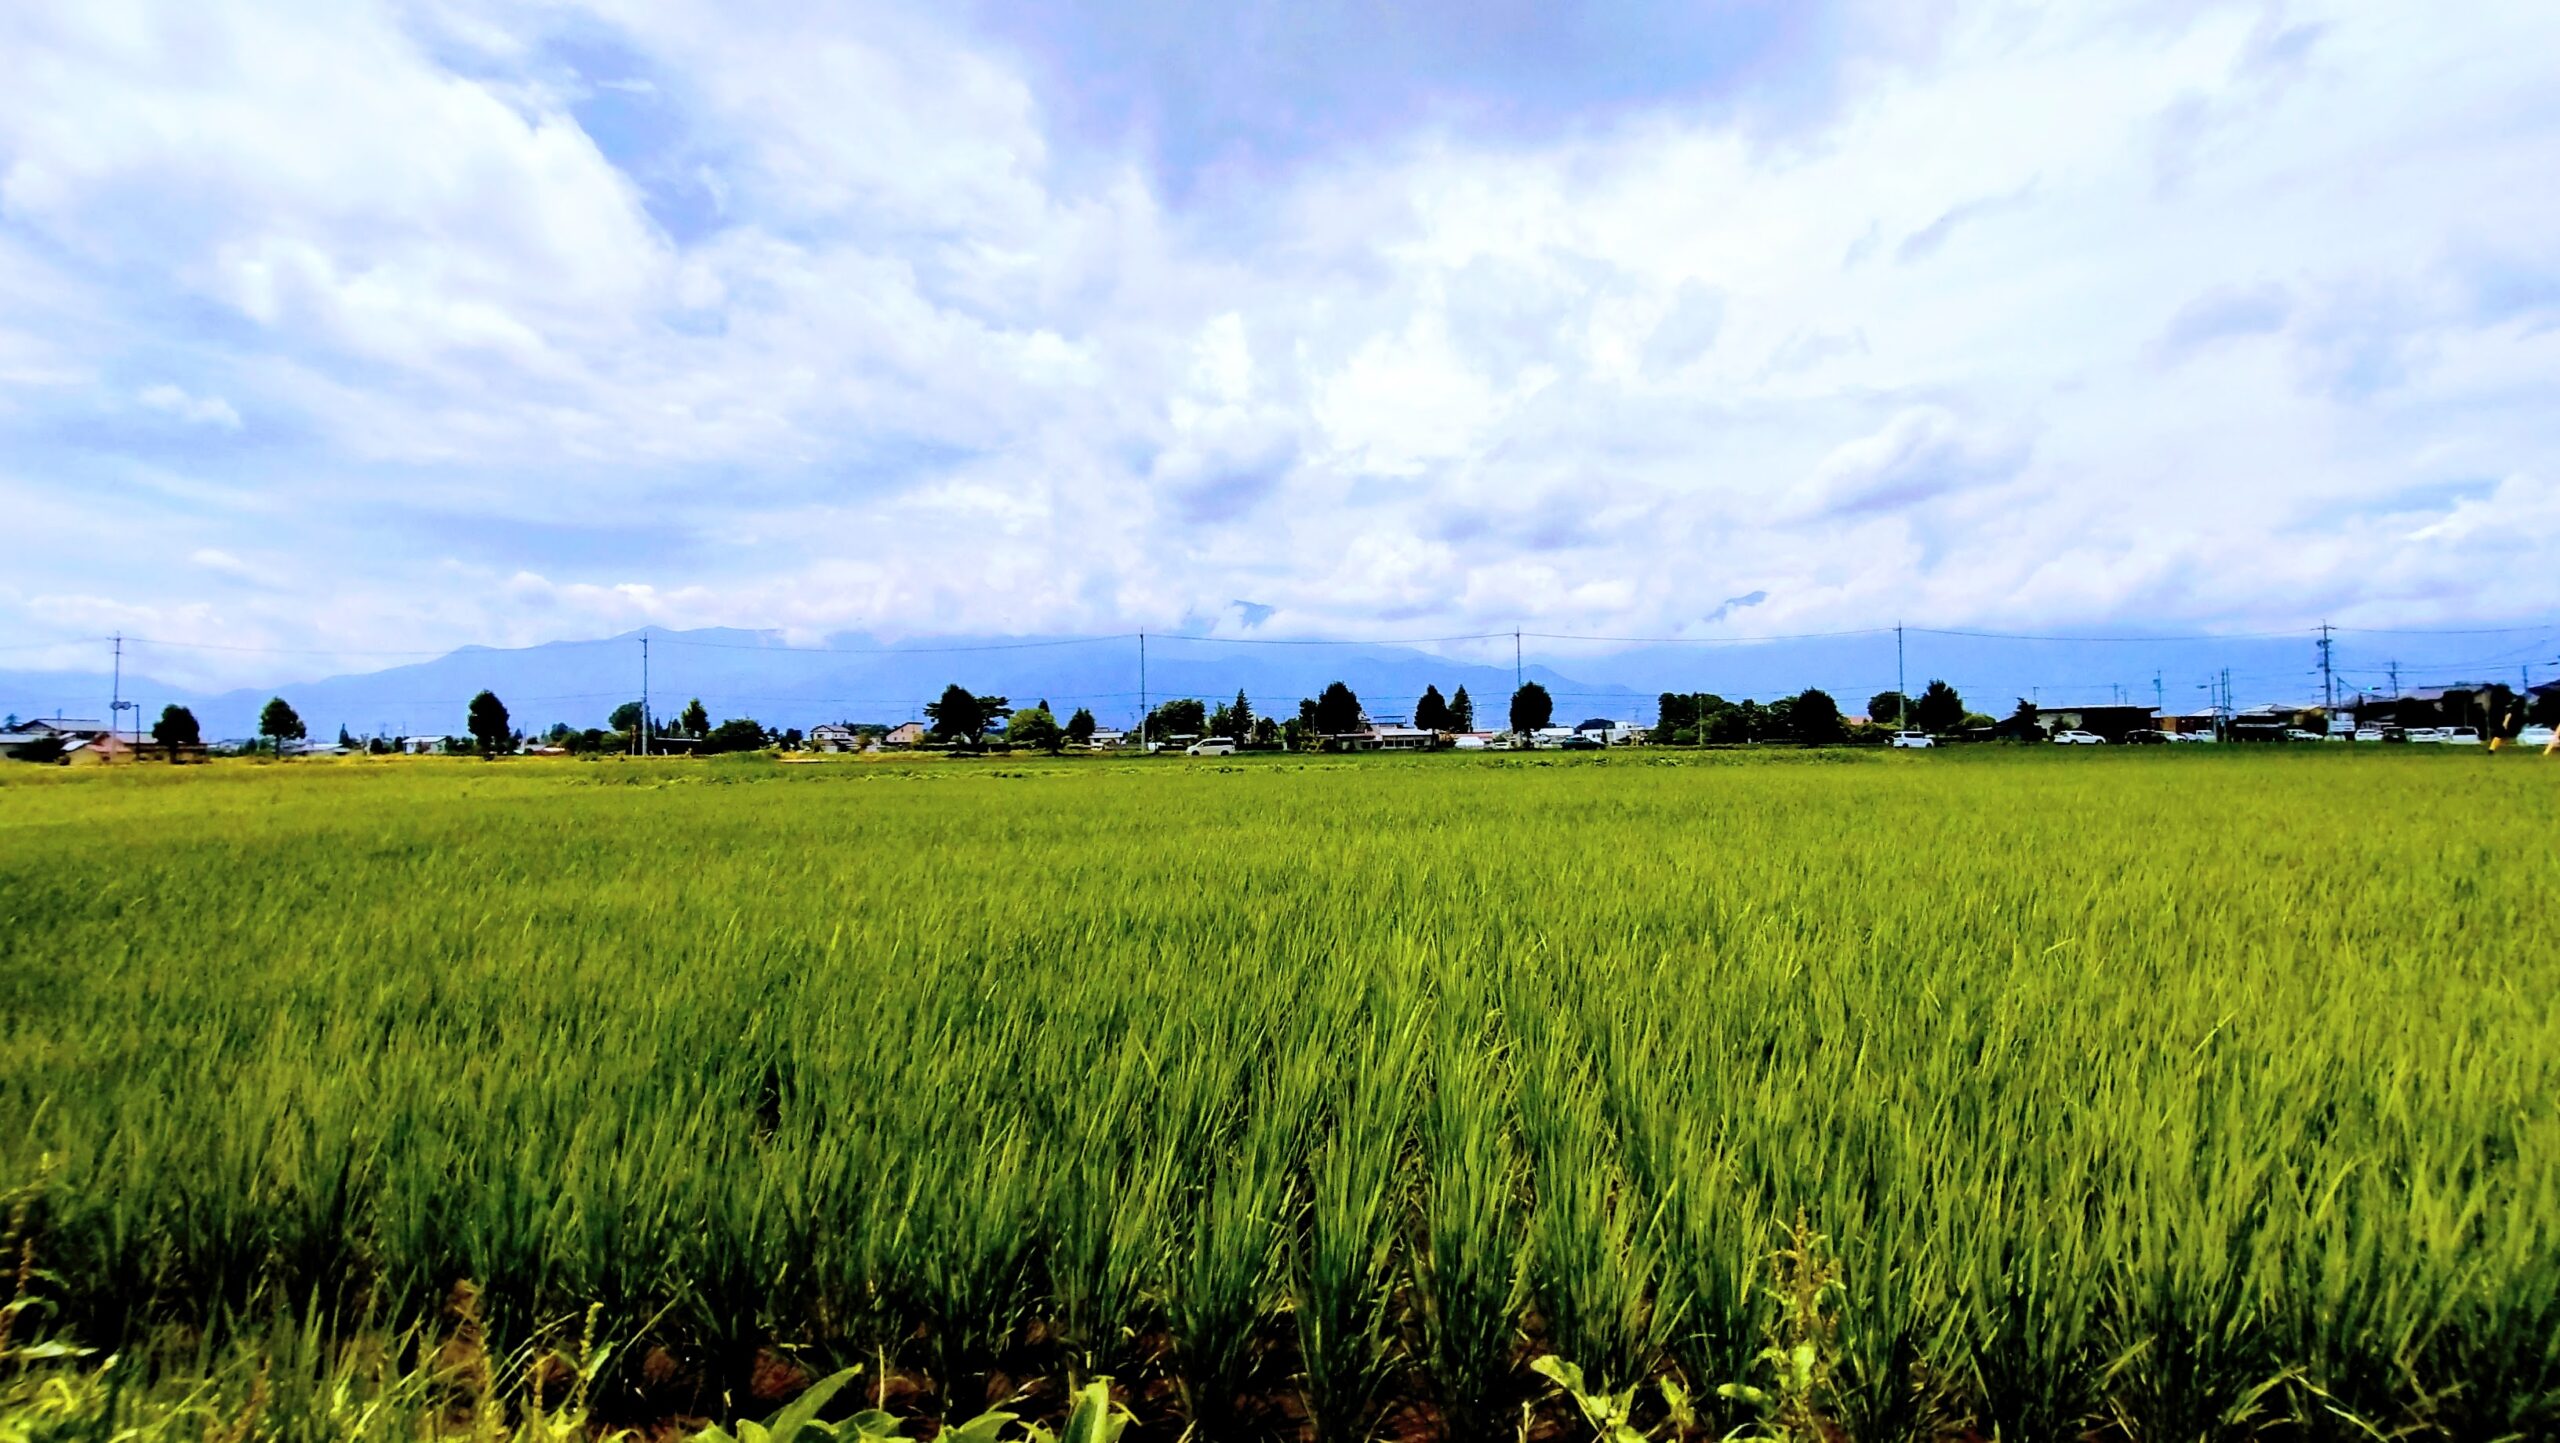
<box><xmin>1</xmin><ymin>747</ymin><xmax>2555</xmax><ymax>1438</ymax></box>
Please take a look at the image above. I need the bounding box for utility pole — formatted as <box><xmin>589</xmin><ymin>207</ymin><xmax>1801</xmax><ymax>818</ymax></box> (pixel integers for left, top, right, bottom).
<box><xmin>2388</xmin><ymin>660</ymin><xmax>2399</xmax><ymax>698</ymax></box>
<box><xmin>1138</xmin><ymin>632</ymin><xmax>1148</xmax><ymax>752</ymax></box>
<box><xmin>1895</xmin><ymin>623</ymin><xmax>1907</xmax><ymax>731</ymax></box>
<box><xmin>2317</xmin><ymin>621</ymin><xmax>2336</xmax><ymax>725</ymax></box>
<box><xmin>1514</xmin><ymin>630</ymin><xmax>1523</xmax><ymax>696</ymax></box>
<box><xmin>639</xmin><ymin>631</ymin><xmax>650</xmax><ymax>757</ymax></box>
<box><xmin>109</xmin><ymin>634</ymin><xmax>128</xmax><ymax>747</ymax></box>
<box><xmin>2153</xmin><ymin>670</ymin><xmax>2164</xmax><ymax>718</ymax></box>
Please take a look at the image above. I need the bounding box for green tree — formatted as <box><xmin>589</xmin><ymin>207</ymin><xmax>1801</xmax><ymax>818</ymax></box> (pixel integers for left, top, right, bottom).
<box><xmin>1149</xmin><ymin>697</ymin><xmax>1207</xmax><ymax>739</ymax></box>
<box><xmin>926</xmin><ymin>685</ymin><xmax>987</xmax><ymax>747</ymax></box>
<box><xmin>1509</xmin><ymin>681</ymin><xmax>1553</xmax><ymax>735</ymax></box>
<box><xmin>677</xmin><ymin>698</ymin><xmax>709</xmax><ymax>736</ymax></box>
<box><xmin>609</xmin><ymin>700</ymin><xmax>645</xmax><ymax>734</ymax></box>
<box><xmin>467</xmin><ymin>690</ymin><xmax>512</xmax><ymax>755</ymax></box>
<box><xmin>1868</xmin><ymin>691</ymin><xmax>1910</xmax><ymax>728</ymax></box>
<box><xmin>1449</xmin><ymin>685</ymin><xmax>1475</xmax><ymax>731</ymax></box>
<box><xmin>1250</xmin><ymin>715</ymin><xmax>1281</xmax><ymax>748</ymax></box>
<box><xmin>1658</xmin><ymin>692</ymin><xmax>1700</xmax><ymax>740</ymax></box>
<box><xmin>1065</xmin><ymin>707</ymin><xmax>1097</xmax><ymax>745</ymax></box>
<box><xmin>258</xmin><ymin>697</ymin><xmax>306</xmax><ymax>751</ymax></box>
<box><xmin>1007</xmin><ymin>704</ymin><xmax>1064</xmax><ymax>753</ymax></box>
<box><xmin>702</xmin><ymin>717</ymin><xmax>768</xmax><ymax>753</ymax></box>
<box><xmin>1913</xmin><ymin>680</ymin><xmax>1967</xmax><ymax>734</ymax></box>
<box><xmin>1414</xmin><ymin>684</ymin><xmax>1453</xmax><ymax>731</ymax></box>
<box><xmin>151</xmin><ymin>704</ymin><xmax>201</xmax><ymax>748</ymax></box>
<box><xmin>1792</xmin><ymin>688</ymin><xmax>1845</xmax><ymax>745</ymax></box>
<box><xmin>1313</xmin><ymin>682</ymin><xmax>1365</xmax><ymax>735</ymax></box>
<box><xmin>1226</xmin><ymin>689</ymin><xmax>1254</xmax><ymax>740</ymax></box>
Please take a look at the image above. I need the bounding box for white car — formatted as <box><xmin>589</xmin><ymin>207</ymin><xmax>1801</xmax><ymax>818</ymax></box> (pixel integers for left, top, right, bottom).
<box><xmin>1185</xmin><ymin>738</ymin><xmax>1237</xmax><ymax>757</ymax></box>
<box><xmin>2516</xmin><ymin>724</ymin><xmax>2556</xmax><ymax>749</ymax></box>
<box><xmin>2051</xmin><ymin>729</ymin><xmax>2105</xmax><ymax>745</ymax></box>
<box><xmin>2167</xmin><ymin>730</ymin><xmax>2215</xmax><ymax>743</ymax></box>
<box><xmin>2438</xmin><ymin>727</ymin><xmax>2482</xmax><ymax>746</ymax></box>
<box><xmin>2405</xmin><ymin>727</ymin><xmax>2443</xmax><ymax>743</ymax></box>
<box><xmin>1889</xmin><ymin>731</ymin><xmax>1934</xmax><ymax>749</ymax></box>
<box><xmin>2283</xmin><ymin>728</ymin><xmax>2325</xmax><ymax>743</ymax></box>
<box><xmin>2353</xmin><ymin>728</ymin><xmax>2385</xmax><ymax>743</ymax></box>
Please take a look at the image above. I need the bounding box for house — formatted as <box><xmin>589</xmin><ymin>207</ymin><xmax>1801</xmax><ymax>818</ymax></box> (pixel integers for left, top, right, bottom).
<box><xmin>63</xmin><ymin>734</ymin><xmax>143</xmax><ymax>766</ymax></box>
<box><xmin>883</xmin><ymin>722</ymin><xmax>927</xmax><ymax>748</ymax></box>
<box><xmin>1574</xmin><ymin>718</ymin><xmax>1647</xmax><ymax>746</ymax></box>
<box><xmin>1369</xmin><ymin>725</ymin><xmax>1437</xmax><ymax>751</ymax></box>
<box><xmin>0</xmin><ymin>731</ymin><xmax>59</xmax><ymax>761</ymax></box>
<box><xmin>1086</xmin><ymin>728</ymin><xmax>1128</xmax><ymax>749</ymax></box>
<box><xmin>809</xmin><ymin>723</ymin><xmax>861</xmax><ymax>752</ymax></box>
<box><xmin>2353</xmin><ymin>684</ymin><xmax>2514</xmax><ymax>734</ymax></box>
<box><xmin>24</xmin><ymin>716</ymin><xmax>110</xmax><ymax>741</ymax></box>
<box><xmin>2158</xmin><ymin>710</ymin><xmax>2221</xmax><ymax>736</ymax></box>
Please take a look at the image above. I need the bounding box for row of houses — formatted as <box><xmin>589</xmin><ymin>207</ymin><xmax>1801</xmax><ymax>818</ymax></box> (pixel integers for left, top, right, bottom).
<box><xmin>0</xmin><ymin>716</ymin><xmax>209</xmax><ymax>765</ymax></box>
<box><xmin>1953</xmin><ymin>679</ymin><xmax>2557</xmax><ymax>744</ymax></box>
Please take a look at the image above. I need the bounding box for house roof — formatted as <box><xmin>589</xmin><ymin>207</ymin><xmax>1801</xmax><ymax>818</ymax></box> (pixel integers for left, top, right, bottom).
<box><xmin>26</xmin><ymin>717</ymin><xmax>108</xmax><ymax>734</ymax></box>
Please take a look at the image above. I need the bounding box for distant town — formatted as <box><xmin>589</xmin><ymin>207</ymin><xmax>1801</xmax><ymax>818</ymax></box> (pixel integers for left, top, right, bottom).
<box><xmin>9</xmin><ymin>672</ymin><xmax>2555</xmax><ymax>763</ymax></box>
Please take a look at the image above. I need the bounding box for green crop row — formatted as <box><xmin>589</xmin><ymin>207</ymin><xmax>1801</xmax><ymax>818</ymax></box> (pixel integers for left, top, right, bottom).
<box><xmin>2</xmin><ymin>750</ymin><xmax>2555</xmax><ymax>1439</ymax></box>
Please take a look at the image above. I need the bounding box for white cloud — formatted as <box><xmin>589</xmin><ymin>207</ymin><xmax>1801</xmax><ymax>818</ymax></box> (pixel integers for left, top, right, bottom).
<box><xmin>188</xmin><ymin>547</ymin><xmax>279</xmax><ymax>586</ymax></box>
<box><xmin>139</xmin><ymin>384</ymin><xmax>243</xmax><ymax>429</ymax></box>
<box><xmin>1</xmin><ymin>0</ymin><xmax>2557</xmax><ymax>662</ymax></box>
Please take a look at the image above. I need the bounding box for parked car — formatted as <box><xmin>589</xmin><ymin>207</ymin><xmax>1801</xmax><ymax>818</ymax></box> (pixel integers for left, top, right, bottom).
<box><xmin>1552</xmin><ymin>734</ymin><xmax>1603</xmax><ymax>750</ymax></box>
<box><xmin>2353</xmin><ymin>727</ymin><xmax>2385</xmax><ymax>743</ymax></box>
<box><xmin>2516</xmin><ymin>724</ymin><xmax>2557</xmax><ymax>749</ymax></box>
<box><xmin>2118</xmin><ymin>730</ymin><xmax>2169</xmax><ymax>745</ymax></box>
<box><xmin>2438</xmin><ymin>727</ymin><xmax>2483</xmax><ymax>746</ymax></box>
<box><xmin>2405</xmin><ymin>727</ymin><xmax>2444</xmax><ymax>743</ymax></box>
<box><xmin>2166</xmin><ymin>730</ymin><xmax>2217</xmax><ymax>743</ymax></box>
<box><xmin>2283</xmin><ymin>728</ymin><xmax>2325</xmax><ymax>743</ymax></box>
<box><xmin>1889</xmin><ymin>731</ymin><xmax>1934</xmax><ymax>749</ymax></box>
<box><xmin>1185</xmin><ymin>738</ymin><xmax>1237</xmax><ymax>757</ymax></box>
<box><xmin>2052</xmin><ymin>730</ymin><xmax>2105</xmax><ymax>745</ymax></box>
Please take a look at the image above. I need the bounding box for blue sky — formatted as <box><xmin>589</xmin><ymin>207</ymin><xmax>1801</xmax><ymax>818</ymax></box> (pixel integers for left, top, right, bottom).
<box><xmin>3</xmin><ymin>1</ymin><xmax>2557</xmax><ymax>687</ymax></box>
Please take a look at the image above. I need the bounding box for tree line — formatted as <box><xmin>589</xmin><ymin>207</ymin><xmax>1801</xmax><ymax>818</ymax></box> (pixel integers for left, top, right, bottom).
<box><xmin>150</xmin><ymin>674</ymin><xmax>2002</xmax><ymax>761</ymax></box>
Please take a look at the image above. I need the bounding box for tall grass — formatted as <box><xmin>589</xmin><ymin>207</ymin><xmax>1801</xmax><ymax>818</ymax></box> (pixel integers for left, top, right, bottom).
<box><xmin>2</xmin><ymin>749</ymin><xmax>2556</xmax><ymax>1437</ymax></box>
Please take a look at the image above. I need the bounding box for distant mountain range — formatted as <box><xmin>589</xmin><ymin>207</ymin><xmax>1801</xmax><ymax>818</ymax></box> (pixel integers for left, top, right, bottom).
<box><xmin>4</xmin><ymin>624</ymin><xmax>2550</xmax><ymax>742</ymax></box>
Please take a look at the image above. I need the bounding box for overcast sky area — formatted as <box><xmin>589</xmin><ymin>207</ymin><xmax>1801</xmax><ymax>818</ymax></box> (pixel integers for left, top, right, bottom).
<box><xmin>4</xmin><ymin>0</ymin><xmax>2558</xmax><ymax>687</ymax></box>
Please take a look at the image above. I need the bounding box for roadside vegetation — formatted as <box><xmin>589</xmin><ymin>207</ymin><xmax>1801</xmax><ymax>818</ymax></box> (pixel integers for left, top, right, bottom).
<box><xmin>2</xmin><ymin>750</ymin><xmax>2555</xmax><ymax>1439</ymax></box>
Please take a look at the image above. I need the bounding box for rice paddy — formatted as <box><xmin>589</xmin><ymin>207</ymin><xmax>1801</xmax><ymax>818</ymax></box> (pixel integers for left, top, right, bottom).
<box><xmin>2</xmin><ymin>748</ymin><xmax>2556</xmax><ymax>1440</ymax></box>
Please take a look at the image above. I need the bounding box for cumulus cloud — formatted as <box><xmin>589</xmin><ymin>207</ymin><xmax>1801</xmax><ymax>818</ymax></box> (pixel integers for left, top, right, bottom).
<box><xmin>1</xmin><ymin>0</ymin><xmax>2557</xmax><ymax>668</ymax></box>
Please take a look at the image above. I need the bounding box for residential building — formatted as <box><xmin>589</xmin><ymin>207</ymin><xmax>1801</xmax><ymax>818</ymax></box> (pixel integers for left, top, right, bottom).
<box><xmin>883</xmin><ymin>721</ymin><xmax>927</xmax><ymax>748</ymax></box>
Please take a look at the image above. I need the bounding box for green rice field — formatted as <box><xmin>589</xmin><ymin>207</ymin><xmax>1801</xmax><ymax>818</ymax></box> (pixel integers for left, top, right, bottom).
<box><xmin>3</xmin><ymin>749</ymin><xmax>2557</xmax><ymax>1440</ymax></box>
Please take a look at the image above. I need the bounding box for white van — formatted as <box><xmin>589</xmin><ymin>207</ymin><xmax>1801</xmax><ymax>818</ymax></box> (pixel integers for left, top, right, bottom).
<box><xmin>1185</xmin><ymin>738</ymin><xmax>1237</xmax><ymax>756</ymax></box>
